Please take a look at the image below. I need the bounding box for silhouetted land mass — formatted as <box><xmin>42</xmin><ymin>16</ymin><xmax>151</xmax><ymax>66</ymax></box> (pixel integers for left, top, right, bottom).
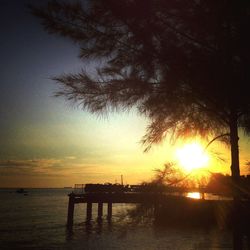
<box><xmin>206</xmin><ymin>173</ymin><xmax>250</xmax><ymax>198</ymax></box>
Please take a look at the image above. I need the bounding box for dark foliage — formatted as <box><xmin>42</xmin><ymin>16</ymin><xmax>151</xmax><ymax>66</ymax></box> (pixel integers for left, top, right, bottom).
<box><xmin>30</xmin><ymin>1</ymin><xmax>250</xmax><ymax>181</ymax></box>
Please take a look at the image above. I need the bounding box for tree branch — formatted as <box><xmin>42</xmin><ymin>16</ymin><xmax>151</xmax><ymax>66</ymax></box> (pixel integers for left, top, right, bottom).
<box><xmin>205</xmin><ymin>133</ymin><xmax>230</xmax><ymax>150</ymax></box>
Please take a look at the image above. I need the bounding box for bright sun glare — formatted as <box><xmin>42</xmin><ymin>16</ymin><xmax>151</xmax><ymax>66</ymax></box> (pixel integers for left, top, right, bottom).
<box><xmin>175</xmin><ymin>142</ymin><xmax>209</xmax><ymax>172</ymax></box>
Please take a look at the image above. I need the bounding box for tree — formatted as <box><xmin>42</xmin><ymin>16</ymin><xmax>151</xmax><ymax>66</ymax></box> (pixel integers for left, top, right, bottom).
<box><xmin>31</xmin><ymin>0</ymin><xmax>250</xmax><ymax>195</ymax></box>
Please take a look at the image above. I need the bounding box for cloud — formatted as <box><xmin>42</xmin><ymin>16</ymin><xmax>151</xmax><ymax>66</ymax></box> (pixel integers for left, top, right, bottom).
<box><xmin>0</xmin><ymin>157</ymin><xmax>134</xmax><ymax>187</ymax></box>
<box><xmin>0</xmin><ymin>159</ymin><xmax>64</xmax><ymax>176</ymax></box>
<box><xmin>0</xmin><ymin>160</ymin><xmax>37</xmax><ymax>168</ymax></box>
<box><xmin>65</xmin><ymin>156</ymin><xmax>77</xmax><ymax>160</ymax></box>
<box><xmin>0</xmin><ymin>158</ymin><xmax>109</xmax><ymax>178</ymax></box>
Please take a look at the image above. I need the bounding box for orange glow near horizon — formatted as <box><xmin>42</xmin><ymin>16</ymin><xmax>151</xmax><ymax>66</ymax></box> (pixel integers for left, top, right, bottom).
<box><xmin>175</xmin><ymin>142</ymin><xmax>209</xmax><ymax>172</ymax></box>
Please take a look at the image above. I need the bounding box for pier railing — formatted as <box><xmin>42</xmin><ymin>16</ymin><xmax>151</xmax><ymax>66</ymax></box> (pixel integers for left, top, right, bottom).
<box><xmin>74</xmin><ymin>184</ymin><xmax>85</xmax><ymax>194</ymax></box>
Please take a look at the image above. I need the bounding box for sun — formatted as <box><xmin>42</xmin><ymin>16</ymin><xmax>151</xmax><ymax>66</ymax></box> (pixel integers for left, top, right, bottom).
<box><xmin>175</xmin><ymin>142</ymin><xmax>209</xmax><ymax>172</ymax></box>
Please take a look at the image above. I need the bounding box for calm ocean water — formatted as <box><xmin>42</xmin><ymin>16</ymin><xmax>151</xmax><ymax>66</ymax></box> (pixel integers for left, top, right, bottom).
<box><xmin>0</xmin><ymin>188</ymin><xmax>236</xmax><ymax>249</ymax></box>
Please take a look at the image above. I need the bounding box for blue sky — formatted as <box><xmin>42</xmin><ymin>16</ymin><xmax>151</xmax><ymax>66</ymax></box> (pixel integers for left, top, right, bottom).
<box><xmin>0</xmin><ymin>0</ymin><xmax>168</xmax><ymax>187</ymax></box>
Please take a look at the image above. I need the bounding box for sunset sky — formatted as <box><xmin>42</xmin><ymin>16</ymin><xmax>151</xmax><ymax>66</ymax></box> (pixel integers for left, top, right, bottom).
<box><xmin>1</xmin><ymin>0</ymin><xmax>250</xmax><ymax>188</ymax></box>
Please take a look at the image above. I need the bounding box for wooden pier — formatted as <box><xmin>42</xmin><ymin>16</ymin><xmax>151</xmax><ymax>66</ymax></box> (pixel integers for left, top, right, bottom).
<box><xmin>67</xmin><ymin>191</ymin><xmax>164</xmax><ymax>228</ymax></box>
<box><xmin>67</xmin><ymin>183</ymin><xmax>245</xmax><ymax>229</ymax></box>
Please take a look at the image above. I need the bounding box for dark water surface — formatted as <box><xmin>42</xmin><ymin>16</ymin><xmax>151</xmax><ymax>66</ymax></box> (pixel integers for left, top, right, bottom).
<box><xmin>0</xmin><ymin>188</ymin><xmax>237</xmax><ymax>249</ymax></box>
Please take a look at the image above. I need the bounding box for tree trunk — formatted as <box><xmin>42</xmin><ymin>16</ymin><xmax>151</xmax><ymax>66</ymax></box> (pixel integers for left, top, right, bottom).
<box><xmin>229</xmin><ymin>112</ymin><xmax>243</xmax><ymax>250</ymax></box>
<box><xmin>229</xmin><ymin>112</ymin><xmax>240</xmax><ymax>192</ymax></box>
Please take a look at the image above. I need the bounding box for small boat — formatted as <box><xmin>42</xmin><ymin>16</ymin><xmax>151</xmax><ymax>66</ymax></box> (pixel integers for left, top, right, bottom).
<box><xmin>16</xmin><ymin>188</ymin><xmax>28</xmax><ymax>194</ymax></box>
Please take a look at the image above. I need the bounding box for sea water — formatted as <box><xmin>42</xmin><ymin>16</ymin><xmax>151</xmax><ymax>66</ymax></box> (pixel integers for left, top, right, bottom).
<box><xmin>0</xmin><ymin>188</ymin><xmax>235</xmax><ymax>249</ymax></box>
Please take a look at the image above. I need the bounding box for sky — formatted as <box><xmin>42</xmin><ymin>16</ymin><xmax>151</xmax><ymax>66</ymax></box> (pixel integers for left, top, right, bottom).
<box><xmin>0</xmin><ymin>0</ymin><xmax>249</xmax><ymax>188</ymax></box>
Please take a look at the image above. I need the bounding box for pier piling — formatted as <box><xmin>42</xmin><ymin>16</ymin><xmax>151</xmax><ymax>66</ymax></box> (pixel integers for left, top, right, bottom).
<box><xmin>107</xmin><ymin>202</ymin><xmax>112</xmax><ymax>220</ymax></box>
<box><xmin>86</xmin><ymin>202</ymin><xmax>92</xmax><ymax>221</ymax></box>
<box><xmin>98</xmin><ymin>202</ymin><xmax>103</xmax><ymax>218</ymax></box>
<box><xmin>67</xmin><ymin>193</ymin><xmax>75</xmax><ymax>229</ymax></box>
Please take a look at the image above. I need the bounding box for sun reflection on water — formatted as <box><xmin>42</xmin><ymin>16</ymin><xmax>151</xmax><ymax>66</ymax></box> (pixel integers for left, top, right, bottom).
<box><xmin>186</xmin><ymin>192</ymin><xmax>201</xmax><ymax>199</ymax></box>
